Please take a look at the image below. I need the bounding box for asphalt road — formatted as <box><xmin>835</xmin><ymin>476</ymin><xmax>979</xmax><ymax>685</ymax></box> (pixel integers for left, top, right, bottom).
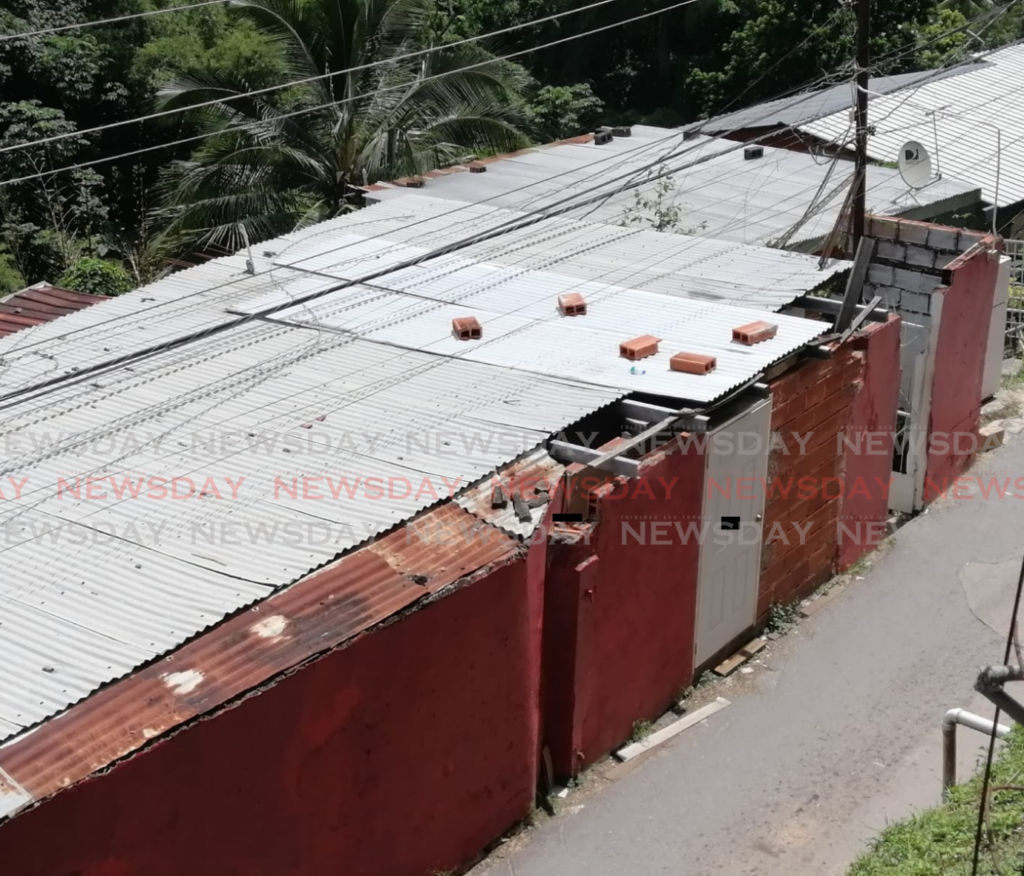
<box><xmin>470</xmin><ymin>434</ymin><xmax>1024</xmax><ymax>876</ymax></box>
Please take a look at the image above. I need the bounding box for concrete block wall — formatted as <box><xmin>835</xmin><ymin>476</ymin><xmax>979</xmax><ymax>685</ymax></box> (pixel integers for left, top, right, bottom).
<box><xmin>863</xmin><ymin>216</ymin><xmax>988</xmax><ymax>318</ymax></box>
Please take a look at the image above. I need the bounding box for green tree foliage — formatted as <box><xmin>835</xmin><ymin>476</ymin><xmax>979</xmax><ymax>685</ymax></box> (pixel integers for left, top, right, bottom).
<box><xmin>529</xmin><ymin>82</ymin><xmax>603</xmax><ymax>140</ymax></box>
<box><xmin>150</xmin><ymin>0</ymin><xmax>533</xmax><ymax>254</ymax></box>
<box><xmin>0</xmin><ymin>0</ymin><xmax>1022</xmax><ymax>282</ymax></box>
<box><xmin>58</xmin><ymin>255</ymin><xmax>133</xmax><ymax>295</ymax></box>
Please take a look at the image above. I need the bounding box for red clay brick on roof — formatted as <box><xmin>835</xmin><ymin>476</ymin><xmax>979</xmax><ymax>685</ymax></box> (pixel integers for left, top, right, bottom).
<box><xmin>670</xmin><ymin>352</ymin><xmax>716</xmax><ymax>374</ymax></box>
<box><xmin>0</xmin><ymin>284</ymin><xmax>110</xmax><ymax>337</ymax></box>
<box><xmin>732</xmin><ymin>320</ymin><xmax>778</xmax><ymax>346</ymax></box>
<box><xmin>558</xmin><ymin>292</ymin><xmax>587</xmax><ymax>316</ymax></box>
<box><xmin>0</xmin><ymin>503</ymin><xmax>519</xmax><ymax>814</ymax></box>
<box><xmin>452</xmin><ymin>316</ymin><xmax>482</xmax><ymax>340</ymax></box>
<box><xmin>619</xmin><ymin>335</ymin><xmax>661</xmax><ymax>360</ymax></box>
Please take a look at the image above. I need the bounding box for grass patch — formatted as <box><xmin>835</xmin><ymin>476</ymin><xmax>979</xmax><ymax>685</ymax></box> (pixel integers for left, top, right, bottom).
<box><xmin>765</xmin><ymin>601</ymin><xmax>800</xmax><ymax>635</ymax></box>
<box><xmin>628</xmin><ymin>720</ymin><xmax>654</xmax><ymax>744</ymax></box>
<box><xmin>848</xmin><ymin>728</ymin><xmax>1024</xmax><ymax>875</ymax></box>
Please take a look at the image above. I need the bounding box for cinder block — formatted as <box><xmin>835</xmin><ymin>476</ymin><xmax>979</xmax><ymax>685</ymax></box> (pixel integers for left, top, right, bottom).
<box><xmin>919</xmin><ymin>273</ymin><xmax>945</xmax><ymax>294</ymax></box>
<box><xmin>868</xmin><ymin>264</ymin><xmax>896</xmax><ymax>287</ymax></box>
<box><xmin>904</xmin><ymin>244</ymin><xmax>937</xmax><ymax>269</ymax></box>
<box><xmin>926</xmin><ymin>227</ymin><xmax>960</xmax><ymax>252</ymax></box>
<box><xmin>893</xmin><ymin>268</ymin><xmax>924</xmax><ymax>294</ymax></box>
<box><xmin>877</xmin><ymin>286</ymin><xmax>901</xmax><ymax>307</ymax></box>
<box><xmin>896</xmin><ymin>221</ymin><xmax>930</xmax><ymax>247</ymax></box>
<box><xmin>900</xmin><ymin>290</ymin><xmax>931</xmax><ymax>315</ymax></box>
<box><xmin>934</xmin><ymin>251</ymin><xmax>957</xmax><ymax>269</ymax></box>
<box><xmin>876</xmin><ymin>241</ymin><xmax>907</xmax><ymax>262</ymax></box>
<box><xmin>868</xmin><ymin>217</ymin><xmax>900</xmax><ymax>241</ymax></box>
<box><xmin>957</xmin><ymin>230</ymin><xmax>985</xmax><ymax>252</ymax></box>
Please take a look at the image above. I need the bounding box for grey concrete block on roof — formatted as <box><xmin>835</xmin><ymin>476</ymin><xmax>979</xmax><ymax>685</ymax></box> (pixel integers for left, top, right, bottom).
<box><xmin>876</xmin><ymin>241</ymin><xmax>907</xmax><ymax>262</ymax></box>
<box><xmin>897</xmin><ymin>221</ymin><xmax>930</xmax><ymax>247</ymax></box>
<box><xmin>926</xmin><ymin>226</ymin><xmax>961</xmax><ymax>252</ymax></box>
<box><xmin>868</xmin><ymin>217</ymin><xmax>900</xmax><ymax>241</ymax></box>
<box><xmin>893</xmin><ymin>267</ymin><xmax>925</xmax><ymax>294</ymax></box>
<box><xmin>920</xmin><ymin>273</ymin><xmax>946</xmax><ymax>294</ymax></box>
<box><xmin>904</xmin><ymin>244</ymin><xmax>938</xmax><ymax>270</ymax></box>
<box><xmin>901</xmin><ymin>289</ymin><xmax>932</xmax><ymax>315</ymax></box>
<box><xmin>869</xmin><ymin>264</ymin><xmax>896</xmax><ymax>287</ymax></box>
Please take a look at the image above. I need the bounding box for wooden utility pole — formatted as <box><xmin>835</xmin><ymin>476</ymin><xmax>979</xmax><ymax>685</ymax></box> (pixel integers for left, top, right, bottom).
<box><xmin>853</xmin><ymin>0</ymin><xmax>870</xmax><ymax>249</ymax></box>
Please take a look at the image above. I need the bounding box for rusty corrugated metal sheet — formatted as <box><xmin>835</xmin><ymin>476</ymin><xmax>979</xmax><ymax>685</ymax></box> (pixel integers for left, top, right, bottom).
<box><xmin>457</xmin><ymin>449</ymin><xmax>566</xmax><ymax>539</ymax></box>
<box><xmin>0</xmin><ymin>284</ymin><xmax>110</xmax><ymax>337</ymax></box>
<box><xmin>0</xmin><ymin>504</ymin><xmax>521</xmax><ymax>820</ymax></box>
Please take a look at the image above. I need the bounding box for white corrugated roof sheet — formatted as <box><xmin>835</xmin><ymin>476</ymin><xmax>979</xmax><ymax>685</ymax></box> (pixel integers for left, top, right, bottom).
<box><xmin>0</xmin><ymin>183</ymin><xmax>834</xmax><ymax>743</ymax></box>
<box><xmin>366</xmin><ymin>127</ymin><xmax>977</xmax><ymax>247</ymax></box>
<box><xmin>235</xmin><ymin>248</ymin><xmax>828</xmax><ymax>404</ymax></box>
<box><xmin>0</xmin><ymin>320</ymin><xmax>621</xmax><ymax>741</ymax></box>
<box><xmin>801</xmin><ymin>45</ymin><xmax>1024</xmax><ymax>207</ymax></box>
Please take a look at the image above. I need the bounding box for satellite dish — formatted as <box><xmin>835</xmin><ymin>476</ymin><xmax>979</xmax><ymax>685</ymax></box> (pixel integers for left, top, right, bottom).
<box><xmin>898</xmin><ymin>140</ymin><xmax>932</xmax><ymax>190</ymax></box>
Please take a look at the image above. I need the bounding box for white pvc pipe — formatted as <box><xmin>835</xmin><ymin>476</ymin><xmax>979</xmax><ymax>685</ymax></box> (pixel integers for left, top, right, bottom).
<box><xmin>942</xmin><ymin>708</ymin><xmax>1012</xmax><ymax>794</ymax></box>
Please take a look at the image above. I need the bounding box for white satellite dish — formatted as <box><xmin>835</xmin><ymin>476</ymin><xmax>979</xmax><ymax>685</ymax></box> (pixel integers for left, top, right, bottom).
<box><xmin>898</xmin><ymin>140</ymin><xmax>932</xmax><ymax>190</ymax></box>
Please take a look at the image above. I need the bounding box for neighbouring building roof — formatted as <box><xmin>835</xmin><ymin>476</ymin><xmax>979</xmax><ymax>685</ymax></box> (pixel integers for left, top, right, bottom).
<box><xmin>0</xmin><ymin>283</ymin><xmax>109</xmax><ymax>337</ymax></box>
<box><xmin>0</xmin><ymin>192</ymin><xmax>834</xmax><ymax>748</ymax></box>
<box><xmin>364</xmin><ymin>127</ymin><xmax>978</xmax><ymax>249</ymax></box>
<box><xmin>693</xmin><ymin>64</ymin><xmax>984</xmax><ymax>133</ymax></box>
<box><xmin>800</xmin><ymin>44</ymin><xmax>1024</xmax><ymax>207</ymax></box>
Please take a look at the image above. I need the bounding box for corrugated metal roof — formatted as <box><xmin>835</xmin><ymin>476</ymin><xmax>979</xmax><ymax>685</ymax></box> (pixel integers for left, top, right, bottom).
<box><xmin>696</xmin><ymin>63</ymin><xmax>984</xmax><ymax>132</ymax></box>
<box><xmin>264</xmin><ymin>195</ymin><xmax>847</xmax><ymax>311</ymax></box>
<box><xmin>0</xmin><ymin>319</ymin><xmax>620</xmax><ymax>743</ymax></box>
<box><xmin>0</xmin><ymin>183</ymin><xmax>841</xmax><ymax>387</ymax></box>
<box><xmin>801</xmin><ymin>45</ymin><xmax>1024</xmax><ymax>206</ymax></box>
<box><xmin>366</xmin><ymin>128</ymin><xmax>977</xmax><ymax>247</ymax></box>
<box><xmin>0</xmin><ymin>284</ymin><xmax>109</xmax><ymax>337</ymax></box>
<box><xmin>456</xmin><ymin>448</ymin><xmax>564</xmax><ymax>539</ymax></box>
<box><xmin>0</xmin><ymin>503</ymin><xmax>521</xmax><ymax>820</ymax></box>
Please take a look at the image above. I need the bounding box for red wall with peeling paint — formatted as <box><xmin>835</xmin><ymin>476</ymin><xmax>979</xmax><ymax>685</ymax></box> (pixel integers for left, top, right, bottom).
<box><xmin>542</xmin><ymin>441</ymin><xmax>704</xmax><ymax>778</ymax></box>
<box><xmin>924</xmin><ymin>247</ymin><xmax>1000</xmax><ymax>501</ymax></box>
<box><xmin>837</xmin><ymin>316</ymin><xmax>902</xmax><ymax>569</ymax></box>
<box><xmin>0</xmin><ymin>560</ymin><xmax>540</xmax><ymax>876</ymax></box>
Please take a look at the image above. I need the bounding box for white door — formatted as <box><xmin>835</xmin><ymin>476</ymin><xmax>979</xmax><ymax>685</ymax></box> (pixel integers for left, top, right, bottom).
<box><xmin>694</xmin><ymin>398</ymin><xmax>772</xmax><ymax>667</ymax></box>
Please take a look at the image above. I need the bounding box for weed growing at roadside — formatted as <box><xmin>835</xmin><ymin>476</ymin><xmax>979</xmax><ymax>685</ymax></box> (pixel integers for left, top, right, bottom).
<box><xmin>765</xmin><ymin>601</ymin><xmax>800</xmax><ymax>635</ymax></box>
<box><xmin>629</xmin><ymin>720</ymin><xmax>654</xmax><ymax>743</ymax></box>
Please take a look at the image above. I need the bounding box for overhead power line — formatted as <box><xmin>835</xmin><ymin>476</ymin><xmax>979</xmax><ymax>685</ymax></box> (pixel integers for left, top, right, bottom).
<box><xmin>0</xmin><ymin>0</ymin><xmax>229</xmax><ymax>43</ymax></box>
<box><xmin>0</xmin><ymin>0</ymin><xmax>660</xmax><ymax>159</ymax></box>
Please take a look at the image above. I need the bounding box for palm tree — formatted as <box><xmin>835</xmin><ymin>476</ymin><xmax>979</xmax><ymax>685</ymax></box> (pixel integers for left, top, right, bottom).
<box><xmin>152</xmin><ymin>0</ymin><xmax>533</xmax><ymax>253</ymax></box>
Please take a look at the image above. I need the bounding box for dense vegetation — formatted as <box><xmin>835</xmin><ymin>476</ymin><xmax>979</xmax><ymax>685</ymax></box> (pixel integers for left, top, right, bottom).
<box><xmin>1</xmin><ymin>0</ymin><xmax>1022</xmax><ymax>295</ymax></box>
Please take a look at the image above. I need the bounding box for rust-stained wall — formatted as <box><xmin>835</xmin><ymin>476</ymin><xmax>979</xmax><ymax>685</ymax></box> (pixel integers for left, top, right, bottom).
<box><xmin>0</xmin><ymin>557</ymin><xmax>540</xmax><ymax>876</ymax></box>
<box><xmin>542</xmin><ymin>439</ymin><xmax>704</xmax><ymax>778</ymax></box>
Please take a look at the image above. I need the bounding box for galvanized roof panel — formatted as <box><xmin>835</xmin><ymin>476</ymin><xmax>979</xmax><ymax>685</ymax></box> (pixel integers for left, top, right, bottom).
<box><xmin>259</xmin><ymin>195</ymin><xmax>847</xmax><ymax>311</ymax></box>
<box><xmin>0</xmin><ymin>320</ymin><xmax>620</xmax><ymax>743</ymax></box>
<box><xmin>367</xmin><ymin>129</ymin><xmax>977</xmax><ymax>248</ymax></box>
<box><xmin>802</xmin><ymin>46</ymin><xmax>1024</xmax><ymax>206</ymax></box>
<box><xmin>696</xmin><ymin>65</ymin><xmax>983</xmax><ymax>132</ymax></box>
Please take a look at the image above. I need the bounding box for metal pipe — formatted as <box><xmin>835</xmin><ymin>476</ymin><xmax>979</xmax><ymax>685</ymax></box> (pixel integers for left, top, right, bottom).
<box><xmin>942</xmin><ymin>708</ymin><xmax>1011</xmax><ymax>795</ymax></box>
<box><xmin>993</xmin><ymin>128</ymin><xmax>1001</xmax><ymax>236</ymax></box>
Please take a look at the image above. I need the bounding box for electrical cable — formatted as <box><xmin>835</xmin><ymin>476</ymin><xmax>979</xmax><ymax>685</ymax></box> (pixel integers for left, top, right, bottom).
<box><xmin>0</xmin><ymin>0</ymin><xmax>229</xmax><ymax>42</ymax></box>
<box><xmin>0</xmin><ymin>0</ymin><xmax>674</xmax><ymax>160</ymax></box>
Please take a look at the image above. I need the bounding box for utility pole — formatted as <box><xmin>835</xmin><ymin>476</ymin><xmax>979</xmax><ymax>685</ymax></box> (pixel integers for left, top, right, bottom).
<box><xmin>853</xmin><ymin>0</ymin><xmax>870</xmax><ymax>250</ymax></box>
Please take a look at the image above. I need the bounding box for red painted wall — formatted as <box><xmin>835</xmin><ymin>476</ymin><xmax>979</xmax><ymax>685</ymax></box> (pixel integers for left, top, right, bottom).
<box><xmin>542</xmin><ymin>440</ymin><xmax>704</xmax><ymax>777</ymax></box>
<box><xmin>0</xmin><ymin>560</ymin><xmax>540</xmax><ymax>876</ymax></box>
<box><xmin>837</xmin><ymin>316</ymin><xmax>902</xmax><ymax>569</ymax></box>
<box><xmin>924</xmin><ymin>248</ymin><xmax>1000</xmax><ymax>500</ymax></box>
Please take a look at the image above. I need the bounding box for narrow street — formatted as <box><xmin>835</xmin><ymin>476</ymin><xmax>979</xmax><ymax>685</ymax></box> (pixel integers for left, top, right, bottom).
<box><xmin>471</xmin><ymin>434</ymin><xmax>1024</xmax><ymax>876</ymax></box>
